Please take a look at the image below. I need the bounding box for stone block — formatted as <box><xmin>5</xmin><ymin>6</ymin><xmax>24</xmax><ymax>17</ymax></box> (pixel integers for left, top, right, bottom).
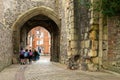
<box><xmin>111</xmin><ymin>61</ymin><xmax>117</xmax><ymax>66</ymax></box>
<box><xmin>81</xmin><ymin>41</ymin><xmax>85</xmax><ymax>48</ymax></box>
<box><xmin>84</xmin><ymin>49</ymin><xmax>88</xmax><ymax>54</ymax></box>
<box><xmin>68</xmin><ymin>51</ymin><xmax>72</xmax><ymax>56</ymax></box>
<box><xmin>74</xmin><ymin>35</ymin><xmax>79</xmax><ymax>40</ymax></box>
<box><xmin>86</xmin><ymin>59</ymin><xmax>91</xmax><ymax>64</ymax></box>
<box><xmin>84</xmin><ymin>33</ymin><xmax>88</xmax><ymax>39</ymax></box>
<box><xmin>116</xmin><ymin>55</ymin><xmax>120</xmax><ymax>60</ymax></box>
<box><xmin>70</xmin><ymin>40</ymin><xmax>77</xmax><ymax>48</ymax></box>
<box><xmin>84</xmin><ymin>40</ymin><xmax>90</xmax><ymax>48</ymax></box>
<box><xmin>71</xmin><ymin>49</ymin><xmax>79</xmax><ymax>55</ymax></box>
<box><xmin>92</xmin><ymin>57</ymin><xmax>99</xmax><ymax>64</ymax></box>
<box><xmin>89</xmin><ymin>31</ymin><xmax>97</xmax><ymax>40</ymax></box>
<box><xmin>103</xmin><ymin>34</ymin><xmax>108</xmax><ymax>40</ymax></box>
<box><xmin>88</xmin><ymin>50</ymin><xmax>97</xmax><ymax>57</ymax></box>
<box><xmin>70</xmin><ymin>34</ymin><xmax>79</xmax><ymax>40</ymax></box>
<box><xmin>92</xmin><ymin>40</ymin><xmax>98</xmax><ymax>50</ymax></box>
<box><xmin>87</xmin><ymin>63</ymin><xmax>98</xmax><ymax>71</ymax></box>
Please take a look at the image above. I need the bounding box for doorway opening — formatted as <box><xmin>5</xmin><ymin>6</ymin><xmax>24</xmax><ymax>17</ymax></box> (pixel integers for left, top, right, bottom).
<box><xmin>27</xmin><ymin>26</ymin><xmax>51</xmax><ymax>56</ymax></box>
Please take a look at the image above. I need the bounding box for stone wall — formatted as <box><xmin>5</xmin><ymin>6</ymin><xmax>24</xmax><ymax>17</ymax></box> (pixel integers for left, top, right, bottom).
<box><xmin>0</xmin><ymin>0</ymin><xmax>3</xmax><ymax>23</ymax></box>
<box><xmin>1</xmin><ymin>0</ymin><xmax>70</xmax><ymax>65</ymax></box>
<box><xmin>74</xmin><ymin>0</ymin><xmax>100</xmax><ymax>71</ymax></box>
<box><xmin>87</xmin><ymin>0</ymin><xmax>99</xmax><ymax>71</ymax></box>
<box><xmin>74</xmin><ymin>0</ymin><xmax>91</xmax><ymax>70</ymax></box>
<box><xmin>60</xmin><ymin>0</ymin><xmax>80</xmax><ymax>66</ymax></box>
<box><xmin>0</xmin><ymin>23</ymin><xmax>13</xmax><ymax>71</ymax></box>
<box><xmin>56</xmin><ymin>0</ymin><xmax>79</xmax><ymax>65</ymax></box>
<box><xmin>66</xmin><ymin>0</ymin><xmax>78</xmax><ymax>57</ymax></box>
<box><xmin>107</xmin><ymin>16</ymin><xmax>120</xmax><ymax>73</ymax></box>
<box><xmin>0</xmin><ymin>0</ymin><xmax>66</xmax><ymax>70</ymax></box>
<box><xmin>58</xmin><ymin>0</ymin><xmax>70</xmax><ymax>64</ymax></box>
<box><xmin>2</xmin><ymin>0</ymin><xmax>59</xmax><ymax>28</ymax></box>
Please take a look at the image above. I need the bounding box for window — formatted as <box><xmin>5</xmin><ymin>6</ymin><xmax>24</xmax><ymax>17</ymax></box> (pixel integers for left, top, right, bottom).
<box><xmin>40</xmin><ymin>32</ymin><xmax>44</xmax><ymax>38</ymax></box>
<box><xmin>37</xmin><ymin>39</ymin><xmax>43</xmax><ymax>45</ymax></box>
<box><xmin>40</xmin><ymin>39</ymin><xmax>43</xmax><ymax>44</ymax></box>
<box><xmin>37</xmin><ymin>35</ymin><xmax>40</xmax><ymax>38</ymax></box>
<box><xmin>36</xmin><ymin>31</ymin><xmax>40</xmax><ymax>34</ymax></box>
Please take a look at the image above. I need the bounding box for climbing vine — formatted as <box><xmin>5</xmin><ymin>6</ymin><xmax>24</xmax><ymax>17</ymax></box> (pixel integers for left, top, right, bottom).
<box><xmin>101</xmin><ymin>0</ymin><xmax>120</xmax><ymax>16</ymax></box>
<box><xmin>78</xmin><ymin>0</ymin><xmax>120</xmax><ymax>17</ymax></box>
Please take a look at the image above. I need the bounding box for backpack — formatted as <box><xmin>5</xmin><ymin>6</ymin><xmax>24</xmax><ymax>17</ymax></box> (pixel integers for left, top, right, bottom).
<box><xmin>24</xmin><ymin>52</ymin><xmax>29</xmax><ymax>57</ymax></box>
<box><xmin>20</xmin><ymin>50</ymin><xmax>24</xmax><ymax>55</ymax></box>
<box><xmin>29</xmin><ymin>52</ymin><xmax>33</xmax><ymax>56</ymax></box>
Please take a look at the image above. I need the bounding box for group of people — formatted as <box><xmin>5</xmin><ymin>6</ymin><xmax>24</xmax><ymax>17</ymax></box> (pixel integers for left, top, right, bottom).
<box><xmin>19</xmin><ymin>48</ymin><xmax>41</xmax><ymax>65</ymax></box>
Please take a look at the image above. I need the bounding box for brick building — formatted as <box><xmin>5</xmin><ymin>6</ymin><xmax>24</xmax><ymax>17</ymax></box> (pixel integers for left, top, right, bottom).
<box><xmin>27</xmin><ymin>26</ymin><xmax>51</xmax><ymax>55</ymax></box>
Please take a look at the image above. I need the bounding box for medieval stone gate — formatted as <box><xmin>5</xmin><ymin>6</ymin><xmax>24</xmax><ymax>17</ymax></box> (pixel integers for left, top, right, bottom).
<box><xmin>12</xmin><ymin>6</ymin><xmax>61</xmax><ymax>62</ymax></box>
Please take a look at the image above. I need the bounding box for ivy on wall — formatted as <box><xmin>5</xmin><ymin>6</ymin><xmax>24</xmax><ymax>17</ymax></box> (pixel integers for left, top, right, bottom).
<box><xmin>78</xmin><ymin>0</ymin><xmax>120</xmax><ymax>17</ymax></box>
<box><xmin>102</xmin><ymin>0</ymin><xmax>120</xmax><ymax>16</ymax></box>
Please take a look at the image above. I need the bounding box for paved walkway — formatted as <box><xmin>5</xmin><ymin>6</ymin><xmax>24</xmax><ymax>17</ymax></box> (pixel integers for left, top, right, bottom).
<box><xmin>0</xmin><ymin>56</ymin><xmax>120</xmax><ymax>80</ymax></box>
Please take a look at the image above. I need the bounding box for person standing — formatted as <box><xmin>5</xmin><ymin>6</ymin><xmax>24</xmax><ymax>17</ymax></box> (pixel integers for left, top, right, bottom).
<box><xmin>33</xmin><ymin>49</ymin><xmax>40</xmax><ymax>61</ymax></box>
<box><xmin>24</xmin><ymin>49</ymin><xmax>29</xmax><ymax>64</ymax></box>
<box><xmin>38</xmin><ymin>47</ymin><xmax>41</xmax><ymax>58</ymax></box>
<box><xmin>19</xmin><ymin>48</ymin><xmax>25</xmax><ymax>65</ymax></box>
<box><xmin>28</xmin><ymin>50</ymin><xmax>33</xmax><ymax>64</ymax></box>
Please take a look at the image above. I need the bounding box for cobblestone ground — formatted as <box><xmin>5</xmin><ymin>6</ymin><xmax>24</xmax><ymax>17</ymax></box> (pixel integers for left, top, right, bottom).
<box><xmin>0</xmin><ymin>56</ymin><xmax>120</xmax><ymax>80</ymax></box>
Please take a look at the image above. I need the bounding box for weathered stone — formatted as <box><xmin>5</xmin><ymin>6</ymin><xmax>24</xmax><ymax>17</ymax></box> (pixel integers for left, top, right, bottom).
<box><xmin>103</xmin><ymin>34</ymin><xmax>108</xmax><ymax>40</ymax></box>
<box><xmin>88</xmin><ymin>50</ymin><xmax>97</xmax><ymax>57</ymax></box>
<box><xmin>89</xmin><ymin>30</ymin><xmax>97</xmax><ymax>40</ymax></box>
<box><xmin>84</xmin><ymin>33</ymin><xmax>88</xmax><ymax>39</ymax></box>
<box><xmin>71</xmin><ymin>49</ymin><xmax>79</xmax><ymax>55</ymax></box>
<box><xmin>0</xmin><ymin>23</ymin><xmax>13</xmax><ymax>71</ymax></box>
<box><xmin>107</xmin><ymin>16</ymin><xmax>120</xmax><ymax>73</ymax></box>
<box><xmin>70</xmin><ymin>34</ymin><xmax>79</xmax><ymax>40</ymax></box>
<box><xmin>70</xmin><ymin>40</ymin><xmax>78</xmax><ymax>48</ymax></box>
<box><xmin>84</xmin><ymin>40</ymin><xmax>90</xmax><ymax>48</ymax></box>
<box><xmin>81</xmin><ymin>41</ymin><xmax>85</xmax><ymax>48</ymax></box>
<box><xmin>92</xmin><ymin>57</ymin><xmax>99</xmax><ymax>64</ymax></box>
<box><xmin>87</xmin><ymin>63</ymin><xmax>98</xmax><ymax>71</ymax></box>
<box><xmin>92</xmin><ymin>40</ymin><xmax>98</xmax><ymax>50</ymax></box>
<box><xmin>84</xmin><ymin>49</ymin><xmax>88</xmax><ymax>55</ymax></box>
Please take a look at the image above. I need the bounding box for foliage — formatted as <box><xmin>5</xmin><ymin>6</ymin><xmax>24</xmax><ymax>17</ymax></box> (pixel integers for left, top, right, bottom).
<box><xmin>101</xmin><ymin>0</ymin><xmax>120</xmax><ymax>16</ymax></box>
<box><xmin>78</xmin><ymin>0</ymin><xmax>120</xmax><ymax>17</ymax></box>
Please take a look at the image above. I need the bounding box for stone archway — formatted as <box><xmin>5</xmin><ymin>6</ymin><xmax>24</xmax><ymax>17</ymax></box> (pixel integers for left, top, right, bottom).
<box><xmin>11</xmin><ymin>6</ymin><xmax>61</xmax><ymax>62</ymax></box>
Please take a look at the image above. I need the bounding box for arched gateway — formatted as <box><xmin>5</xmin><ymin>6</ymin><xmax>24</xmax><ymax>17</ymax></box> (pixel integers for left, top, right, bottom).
<box><xmin>11</xmin><ymin>6</ymin><xmax>61</xmax><ymax>62</ymax></box>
